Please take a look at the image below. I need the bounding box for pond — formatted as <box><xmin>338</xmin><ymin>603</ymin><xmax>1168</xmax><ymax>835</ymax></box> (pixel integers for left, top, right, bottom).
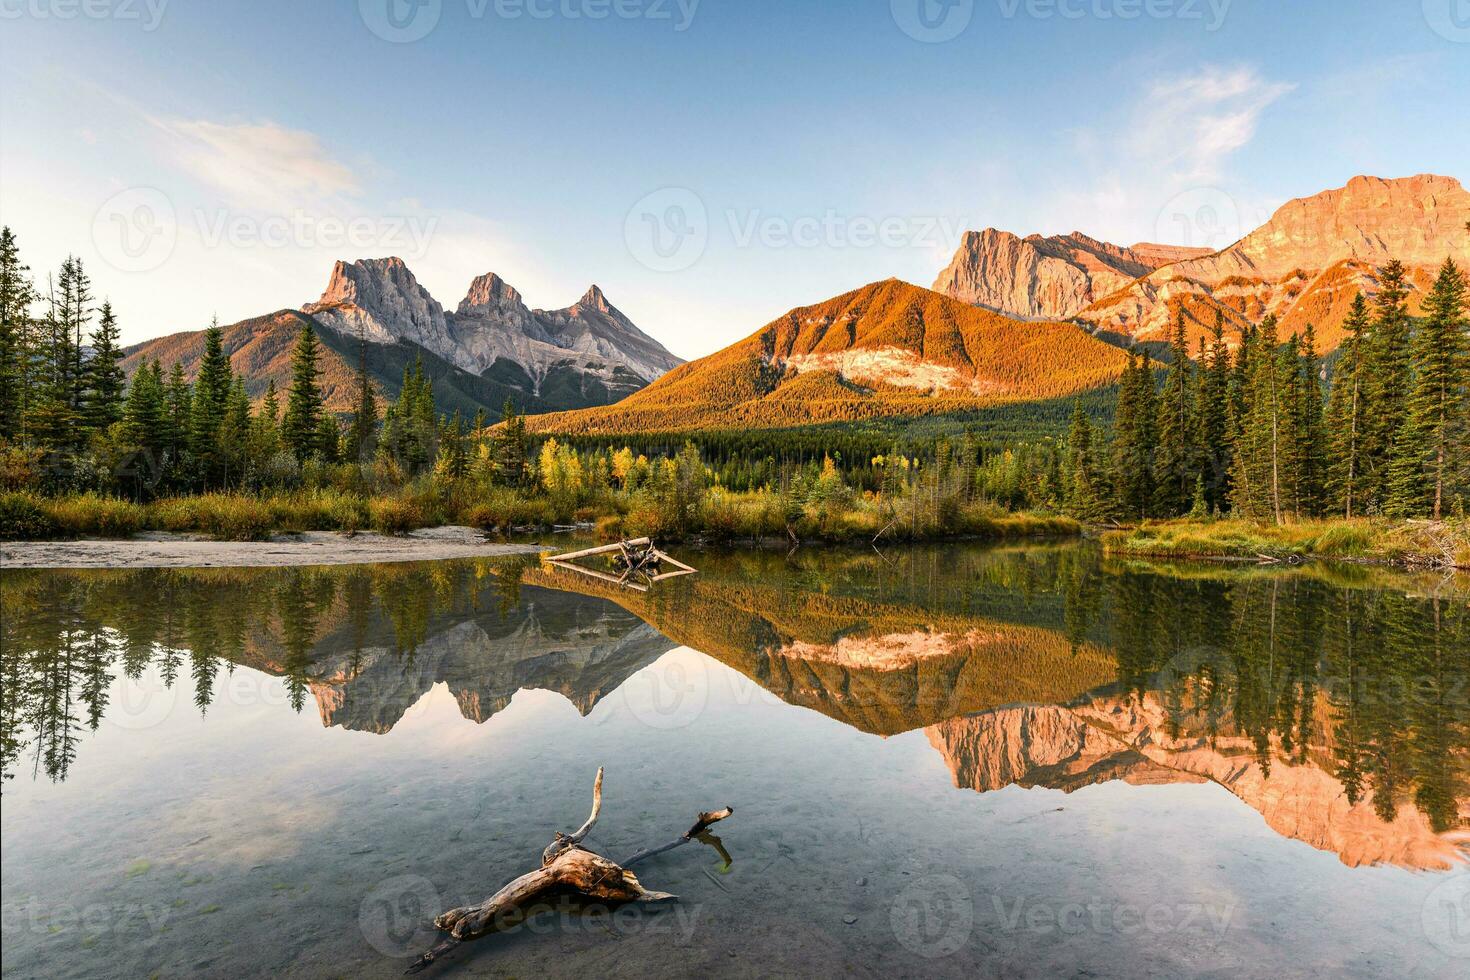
<box><xmin>2</xmin><ymin>543</ymin><xmax>1467</xmax><ymax>978</ymax></box>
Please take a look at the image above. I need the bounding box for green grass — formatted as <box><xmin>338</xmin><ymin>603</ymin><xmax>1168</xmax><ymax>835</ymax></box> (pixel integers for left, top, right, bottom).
<box><xmin>1102</xmin><ymin>518</ymin><xmax>1470</xmax><ymax>569</ymax></box>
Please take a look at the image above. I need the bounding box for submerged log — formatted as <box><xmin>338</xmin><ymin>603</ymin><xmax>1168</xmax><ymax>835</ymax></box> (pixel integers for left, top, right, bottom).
<box><xmin>405</xmin><ymin>768</ymin><xmax>732</xmax><ymax>974</ymax></box>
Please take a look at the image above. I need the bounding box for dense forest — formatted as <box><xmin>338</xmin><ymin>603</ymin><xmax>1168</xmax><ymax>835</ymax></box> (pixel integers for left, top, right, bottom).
<box><xmin>0</xmin><ymin>223</ymin><xmax>1466</xmax><ymax>544</ymax></box>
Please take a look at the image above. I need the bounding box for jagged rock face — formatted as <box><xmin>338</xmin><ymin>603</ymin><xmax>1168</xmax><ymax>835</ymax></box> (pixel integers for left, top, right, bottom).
<box><xmin>928</xmin><ymin>695</ymin><xmax>1470</xmax><ymax>871</ymax></box>
<box><xmin>1077</xmin><ymin>174</ymin><xmax>1470</xmax><ymax>347</ymax></box>
<box><xmin>932</xmin><ymin>229</ymin><xmax>1209</xmax><ymax>320</ymax></box>
<box><xmin>304</xmin><ymin>257</ymin><xmax>456</xmax><ymax>353</ymax></box>
<box><xmin>304</xmin><ymin>257</ymin><xmax>683</xmax><ymax>391</ymax></box>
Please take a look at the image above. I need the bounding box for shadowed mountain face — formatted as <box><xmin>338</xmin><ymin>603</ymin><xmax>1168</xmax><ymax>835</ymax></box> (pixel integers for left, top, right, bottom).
<box><xmin>3</xmin><ymin>547</ymin><xmax>1465</xmax><ymax>869</ymax></box>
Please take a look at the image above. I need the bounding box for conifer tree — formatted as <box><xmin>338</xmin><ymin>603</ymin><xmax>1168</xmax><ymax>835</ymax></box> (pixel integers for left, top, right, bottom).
<box><xmin>282</xmin><ymin>320</ymin><xmax>325</xmax><ymax>461</ymax></box>
<box><xmin>315</xmin><ymin>413</ymin><xmax>341</xmax><ymax>465</ymax></box>
<box><xmin>491</xmin><ymin>397</ymin><xmax>529</xmax><ymax>486</ymax></box>
<box><xmin>1325</xmin><ymin>293</ymin><xmax>1371</xmax><ymax>517</ymax></box>
<box><xmin>1065</xmin><ymin>401</ymin><xmax>1106</xmax><ymax>521</ymax></box>
<box><xmin>218</xmin><ymin>376</ymin><xmax>252</xmax><ymax>486</ymax></box>
<box><xmin>1231</xmin><ymin>315</ymin><xmax>1289</xmax><ymax>523</ymax></box>
<box><xmin>1292</xmin><ymin>323</ymin><xmax>1327</xmax><ymax>517</ymax></box>
<box><xmin>1360</xmin><ymin>260</ymin><xmax>1413</xmax><ymax>511</ymax></box>
<box><xmin>250</xmin><ymin>379</ymin><xmax>282</xmax><ymax>462</ymax></box>
<box><xmin>0</xmin><ymin>226</ymin><xmax>39</xmax><ymax>443</ymax></box>
<box><xmin>1155</xmin><ymin>313</ymin><xmax>1196</xmax><ymax>516</ymax></box>
<box><xmin>190</xmin><ymin>317</ymin><xmax>233</xmax><ymax>478</ymax></box>
<box><xmin>1195</xmin><ymin>312</ymin><xmax>1232</xmax><ymax>512</ymax></box>
<box><xmin>165</xmin><ymin>362</ymin><xmax>192</xmax><ymax>475</ymax></box>
<box><xmin>84</xmin><ymin>300</ymin><xmax>126</xmax><ymax>432</ymax></box>
<box><xmin>1111</xmin><ymin>351</ymin><xmax>1158</xmax><ymax>520</ymax></box>
<box><xmin>1386</xmin><ymin>258</ymin><xmax>1467</xmax><ymax>517</ymax></box>
<box><xmin>344</xmin><ymin>335</ymin><xmax>378</xmax><ymax>464</ymax></box>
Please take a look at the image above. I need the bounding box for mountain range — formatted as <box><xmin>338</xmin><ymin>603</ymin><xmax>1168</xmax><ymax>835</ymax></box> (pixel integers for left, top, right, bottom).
<box><xmin>122</xmin><ymin>259</ymin><xmax>683</xmax><ymax>418</ymax></box>
<box><xmin>934</xmin><ymin>174</ymin><xmax>1470</xmax><ymax>351</ymax></box>
<box><xmin>526</xmin><ymin>278</ymin><xmax>1130</xmax><ymax>435</ymax></box>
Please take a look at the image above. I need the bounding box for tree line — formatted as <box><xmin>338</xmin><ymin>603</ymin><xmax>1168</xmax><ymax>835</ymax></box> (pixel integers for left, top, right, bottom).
<box><xmin>1065</xmin><ymin>257</ymin><xmax>1468</xmax><ymax>523</ymax></box>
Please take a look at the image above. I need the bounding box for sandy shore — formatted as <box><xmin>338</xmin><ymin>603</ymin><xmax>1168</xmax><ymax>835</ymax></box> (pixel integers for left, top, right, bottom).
<box><xmin>0</xmin><ymin>526</ymin><xmax>546</xmax><ymax>569</ymax></box>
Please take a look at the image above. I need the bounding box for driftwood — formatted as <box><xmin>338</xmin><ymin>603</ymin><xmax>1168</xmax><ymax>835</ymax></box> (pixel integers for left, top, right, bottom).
<box><xmin>546</xmin><ymin>539</ymin><xmax>697</xmax><ymax>591</ymax></box>
<box><xmin>405</xmin><ymin>768</ymin><xmax>732</xmax><ymax>974</ymax></box>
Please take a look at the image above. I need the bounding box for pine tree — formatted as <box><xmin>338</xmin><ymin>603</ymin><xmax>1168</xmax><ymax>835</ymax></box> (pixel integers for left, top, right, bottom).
<box><xmin>1386</xmin><ymin>258</ymin><xmax>1468</xmax><ymax>517</ymax></box>
<box><xmin>1065</xmin><ymin>401</ymin><xmax>1106</xmax><ymax>521</ymax></box>
<box><xmin>282</xmin><ymin>320</ymin><xmax>325</xmax><ymax>462</ymax></box>
<box><xmin>165</xmin><ymin>362</ymin><xmax>192</xmax><ymax>477</ymax></box>
<box><xmin>1155</xmin><ymin>313</ymin><xmax>1196</xmax><ymax>516</ymax></box>
<box><xmin>1292</xmin><ymin>322</ymin><xmax>1327</xmax><ymax>517</ymax></box>
<box><xmin>250</xmin><ymin>379</ymin><xmax>282</xmax><ymax>463</ymax></box>
<box><xmin>84</xmin><ymin>300</ymin><xmax>126</xmax><ymax>432</ymax></box>
<box><xmin>1360</xmin><ymin>259</ymin><xmax>1413</xmax><ymax>511</ymax></box>
<box><xmin>1325</xmin><ymin>293</ymin><xmax>1371</xmax><ymax>517</ymax></box>
<box><xmin>122</xmin><ymin>361</ymin><xmax>168</xmax><ymax>464</ymax></box>
<box><xmin>315</xmin><ymin>413</ymin><xmax>341</xmax><ymax>465</ymax></box>
<box><xmin>1231</xmin><ymin>316</ymin><xmax>1289</xmax><ymax>523</ymax></box>
<box><xmin>1111</xmin><ymin>351</ymin><xmax>1158</xmax><ymax>520</ymax></box>
<box><xmin>344</xmin><ymin>335</ymin><xmax>378</xmax><ymax>464</ymax></box>
<box><xmin>190</xmin><ymin>317</ymin><xmax>233</xmax><ymax>479</ymax></box>
<box><xmin>1195</xmin><ymin>312</ymin><xmax>1232</xmax><ymax>512</ymax></box>
<box><xmin>491</xmin><ymin>397</ymin><xmax>529</xmax><ymax>486</ymax></box>
<box><xmin>0</xmin><ymin>226</ymin><xmax>39</xmax><ymax>443</ymax></box>
<box><xmin>218</xmin><ymin>376</ymin><xmax>252</xmax><ymax>486</ymax></box>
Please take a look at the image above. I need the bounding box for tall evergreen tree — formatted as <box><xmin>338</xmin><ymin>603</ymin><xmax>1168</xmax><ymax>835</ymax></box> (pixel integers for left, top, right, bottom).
<box><xmin>1360</xmin><ymin>259</ymin><xmax>1413</xmax><ymax>511</ymax></box>
<box><xmin>0</xmin><ymin>226</ymin><xmax>38</xmax><ymax>443</ymax></box>
<box><xmin>282</xmin><ymin>320</ymin><xmax>325</xmax><ymax>462</ymax></box>
<box><xmin>189</xmin><ymin>317</ymin><xmax>233</xmax><ymax>477</ymax></box>
<box><xmin>165</xmin><ymin>361</ymin><xmax>193</xmax><ymax>476</ymax></box>
<box><xmin>1292</xmin><ymin>322</ymin><xmax>1327</xmax><ymax>517</ymax></box>
<box><xmin>1325</xmin><ymin>293</ymin><xmax>1372</xmax><ymax>517</ymax></box>
<box><xmin>1231</xmin><ymin>315</ymin><xmax>1289</xmax><ymax>523</ymax></box>
<box><xmin>344</xmin><ymin>334</ymin><xmax>378</xmax><ymax>464</ymax></box>
<box><xmin>1111</xmin><ymin>351</ymin><xmax>1158</xmax><ymax>520</ymax></box>
<box><xmin>1155</xmin><ymin>313</ymin><xmax>1197</xmax><ymax>516</ymax></box>
<box><xmin>490</xmin><ymin>397</ymin><xmax>529</xmax><ymax>486</ymax></box>
<box><xmin>84</xmin><ymin>300</ymin><xmax>126</xmax><ymax>432</ymax></box>
<box><xmin>1194</xmin><ymin>312</ymin><xmax>1232</xmax><ymax>512</ymax></box>
<box><xmin>1386</xmin><ymin>258</ymin><xmax>1468</xmax><ymax>517</ymax></box>
<box><xmin>1065</xmin><ymin>400</ymin><xmax>1106</xmax><ymax>521</ymax></box>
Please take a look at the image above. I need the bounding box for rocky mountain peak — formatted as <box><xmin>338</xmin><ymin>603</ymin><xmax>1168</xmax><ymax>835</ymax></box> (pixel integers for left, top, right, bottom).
<box><xmin>457</xmin><ymin>272</ymin><xmax>527</xmax><ymax>317</ymax></box>
<box><xmin>574</xmin><ymin>284</ymin><xmax>612</xmax><ymax>314</ymax></box>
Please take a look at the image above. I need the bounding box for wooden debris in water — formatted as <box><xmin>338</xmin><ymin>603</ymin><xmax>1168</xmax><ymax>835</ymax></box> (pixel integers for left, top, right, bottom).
<box><xmin>406</xmin><ymin>767</ymin><xmax>732</xmax><ymax>973</ymax></box>
<box><xmin>545</xmin><ymin>538</ymin><xmax>697</xmax><ymax>592</ymax></box>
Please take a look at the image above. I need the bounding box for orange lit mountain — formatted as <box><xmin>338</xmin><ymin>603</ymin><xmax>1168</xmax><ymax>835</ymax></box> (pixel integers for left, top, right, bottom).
<box><xmin>936</xmin><ymin>174</ymin><xmax>1469</xmax><ymax>352</ymax></box>
<box><xmin>526</xmin><ymin>279</ymin><xmax>1129</xmax><ymax>435</ymax></box>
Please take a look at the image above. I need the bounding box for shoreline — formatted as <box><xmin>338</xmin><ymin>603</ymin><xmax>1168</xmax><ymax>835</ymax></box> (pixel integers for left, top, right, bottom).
<box><xmin>0</xmin><ymin>526</ymin><xmax>544</xmax><ymax>570</ymax></box>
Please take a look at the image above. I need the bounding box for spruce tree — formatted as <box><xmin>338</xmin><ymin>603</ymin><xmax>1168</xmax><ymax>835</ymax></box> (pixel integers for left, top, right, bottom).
<box><xmin>1231</xmin><ymin>316</ymin><xmax>1289</xmax><ymax>523</ymax></box>
<box><xmin>1325</xmin><ymin>293</ymin><xmax>1371</xmax><ymax>517</ymax></box>
<box><xmin>1360</xmin><ymin>259</ymin><xmax>1413</xmax><ymax>511</ymax></box>
<box><xmin>1386</xmin><ymin>258</ymin><xmax>1468</xmax><ymax>517</ymax></box>
<box><xmin>1111</xmin><ymin>351</ymin><xmax>1158</xmax><ymax>520</ymax></box>
<box><xmin>344</xmin><ymin>335</ymin><xmax>378</xmax><ymax>464</ymax></box>
<box><xmin>1065</xmin><ymin>401</ymin><xmax>1105</xmax><ymax>521</ymax></box>
<box><xmin>1155</xmin><ymin>313</ymin><xmax>1196</xmax><ymax>516</ymax></box>
<box><xmin>84</xmin><ymin>300</ymin><xmax>127</xmax><ymax>432</ymax></box>
<box><xmin>165</xmin><ymin>361</ymin><xmax>192</xmax><ymax>476</ymax></box>
<box><xmin>0</xmin><ymin>226</ymin><xmax>38</xmax><ymax>443</ymax></box>
<box><xmin>1293</xmin><ymin>322</ymin><xmax>1327</xmax><ymax>517</ymax></box>
<box><xmin>1195</xmin><ymin>312</ymin><xmax>1232</xmax><ymax>512</ymax></box>
<box><xmin>315</xmin><ymin>413</ymin><xmax>341</xmax><ymax>465</ymax></box>
<box><xmin>190</xmin><ymin>317</ymin><xmax>233</xmax><ymax>478</ymax></box>
<box><xmin>282</xmin><ymin>320</ymin><xmax>325</xmax><ymax>461</ymax></box>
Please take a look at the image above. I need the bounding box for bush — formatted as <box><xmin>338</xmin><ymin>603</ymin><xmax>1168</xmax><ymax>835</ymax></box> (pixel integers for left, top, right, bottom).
<box><xmin>369</xmin><ymin>496</ymin><xmax>424</xmax><ymax>535</ymax></box>
<box><xmin>45</xmin><ymin>493</ymin><xmax>147</xmax><ymax>538</ymax></box>
<box><xmin>463</xmin><ymin>488</ymin><xmax>555</xmax><ymax>532</ymax></box>
<box><xmin>0</xmin><ymin>491</ymin><xmax>62</xmax><ymax>540</ymax></box>
<box><xmin>153</xmin><ymin>494</ymin><xmax>275</xmax><ymax>541</ymax></box>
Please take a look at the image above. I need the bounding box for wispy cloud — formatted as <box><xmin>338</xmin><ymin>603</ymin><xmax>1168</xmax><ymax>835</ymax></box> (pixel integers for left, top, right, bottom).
<box><xmin>149</xmin><ymin>117</ymin><xmax>361</xmax><ymax>210</ymax></box>
<box><xmin>1040</xmin><ymin>64</ymin><xmax>1294</xmax><ymax>244</ymax></box>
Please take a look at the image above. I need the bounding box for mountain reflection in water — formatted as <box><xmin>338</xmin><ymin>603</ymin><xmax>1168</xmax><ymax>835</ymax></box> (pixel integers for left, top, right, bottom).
<box><xmin>2</xmin><ymin>544</ymin><xmax>1466</xmax><ymax>870</ymax></box>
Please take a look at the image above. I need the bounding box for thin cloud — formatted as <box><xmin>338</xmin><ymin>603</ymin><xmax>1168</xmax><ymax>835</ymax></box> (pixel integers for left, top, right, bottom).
<box><xmin>150</xmin><ymin>117</ymin><xmax>361</xmax><ymax>211</ymax></box>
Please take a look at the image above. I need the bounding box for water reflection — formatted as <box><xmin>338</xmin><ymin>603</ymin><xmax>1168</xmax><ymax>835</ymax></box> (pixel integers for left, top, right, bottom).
<box><xmin>2</xmin><ymin>546</ymin><xmax>1466</xmax><ymax>870</ymax></box>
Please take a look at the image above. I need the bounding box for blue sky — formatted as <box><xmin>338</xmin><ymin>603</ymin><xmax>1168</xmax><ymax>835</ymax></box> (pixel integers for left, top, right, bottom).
<box><xmin>1</xmin><ymin>0</ymin><xmax>1465</xmax><ymax>355</ymax></box>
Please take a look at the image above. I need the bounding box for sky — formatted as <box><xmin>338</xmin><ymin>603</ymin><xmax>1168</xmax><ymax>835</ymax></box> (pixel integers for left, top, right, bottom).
<box><xmin>0</xmin><ymin>0</ymin><xmax>1466</xmax><ymax>357</ymax></box>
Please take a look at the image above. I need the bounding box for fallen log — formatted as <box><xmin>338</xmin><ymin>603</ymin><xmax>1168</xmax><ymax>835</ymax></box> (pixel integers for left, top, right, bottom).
<box><xmin>405</xmin><ymin>768</ymin><xmax>732</xmax><ymax>974</ymax></box>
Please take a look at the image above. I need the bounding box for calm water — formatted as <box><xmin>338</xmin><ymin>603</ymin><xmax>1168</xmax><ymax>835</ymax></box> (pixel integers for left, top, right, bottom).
<box><xmin>2</xmin><ymin>544</ymin><xmax>1467</xmax><ymax>979</ymax></box>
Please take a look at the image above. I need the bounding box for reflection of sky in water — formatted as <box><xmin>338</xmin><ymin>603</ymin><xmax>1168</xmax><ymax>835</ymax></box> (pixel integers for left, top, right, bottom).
<box><xmin>2</xmin><ymin>548</ymin><xmax>1467</xmax><ymax>978</ymax></box>
<box><xmin>3</xmin><ymin>645</ymin><xmax>1466</xmax><ymax>979</ymax></box>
